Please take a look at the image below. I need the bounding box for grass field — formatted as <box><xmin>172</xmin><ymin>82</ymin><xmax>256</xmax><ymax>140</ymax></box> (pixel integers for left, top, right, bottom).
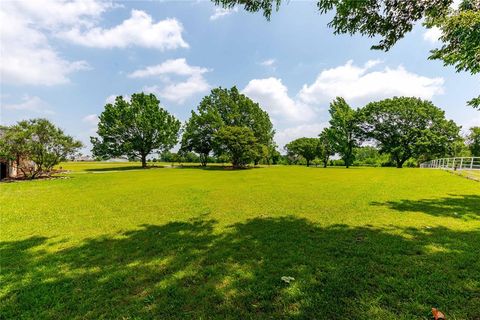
<box><xmin>457</xmin><ymin>169</ymin><xmax>480</xmax><ymax>181</ymax></box>
<box><xmin>1</xmin><ymin>164</ymin><xmax>479</xmax><ymax>319</ymax></box>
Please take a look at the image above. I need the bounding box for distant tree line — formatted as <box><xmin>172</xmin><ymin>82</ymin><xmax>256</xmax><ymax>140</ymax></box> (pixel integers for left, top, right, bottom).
<box><xmin>3</xmin><ymin>90</ymin><xmax>477</xmax><ymax>180</ymax></box>
<box><xmin>285</xmin><ymin>97</ymin><xmax>479</xmax><ymax>168</ymax></box>
<box><xmin>90</xmin><ymin>90</ymin><xmax>477</xmax><ymax>169</ymax></box>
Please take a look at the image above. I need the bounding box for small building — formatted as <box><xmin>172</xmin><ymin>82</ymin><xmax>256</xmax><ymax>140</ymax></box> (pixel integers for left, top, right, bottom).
<box><xmin>0</xmin><ymin>157</ymin><xmax>35</xmax><ymax>180</ymax></box>
<box><xmin>0</xmin><ymin>128</ymin><xmax>36</xmax><ymax>179</ymax></box>
<box><xmin>0</xmin><ymin>159</ymin><xmax>13</xmax><ymax>179</ymax></box>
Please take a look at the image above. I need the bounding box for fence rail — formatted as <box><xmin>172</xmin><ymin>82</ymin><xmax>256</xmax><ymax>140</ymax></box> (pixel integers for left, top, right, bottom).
<box><xmin>420</xmin><ymin>157</ymin><xmax>480</xmax><ymax>170</ymax></box>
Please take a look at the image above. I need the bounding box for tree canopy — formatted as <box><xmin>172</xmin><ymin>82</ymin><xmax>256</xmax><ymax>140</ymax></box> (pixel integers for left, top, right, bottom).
<box><xmin>359</xmin><ymin>97</ymin><xmax>461</xmax><ymax>167</ymax></box>
<box><xmin>284</xmin><ymin>137</ymin><xmax>319</xmax><ymax>167</ymax></box>
<box><xmin>328</xmin><ymin>97</ymin><xmax>361</xmax><ymax>168</ymax></box>
<box><xmin>215</xmin><ymin>126</ymin><xmax>258</xmax><ymax>167</ymax></box>
<box><xmin>180</xmin><ymin>110</ymin><xmax>222</xmax><ymax>166</ymax></box>
<box><xmin>181</xmin><ymin>86</ymin><xmax>275</xmax><ymax>167</ymax></box>
<box><xmin>318</xmin><ymin>128</ymin><xmax>335</xmax><ymax>168</ymax></box>
<box><xmin>466</xmin><ymin>126</ymin><xmax>480</xmax><ymax>156</ymax></box>
<box><xmin>0</xmin><ymin>119</ymin><xmax>82</xmax><ymax>178</ymax></box>
<box><xmin>91</xmin><ymin>93</ymin><xmax>180</xmax><ymax>168</ymax></box>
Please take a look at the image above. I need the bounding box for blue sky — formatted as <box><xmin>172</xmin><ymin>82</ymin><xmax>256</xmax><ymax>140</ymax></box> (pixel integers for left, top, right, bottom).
<box><xmin>1</xmin><ymin>0</ymin><xmax>479</xmax><ymax>153</ymax></box>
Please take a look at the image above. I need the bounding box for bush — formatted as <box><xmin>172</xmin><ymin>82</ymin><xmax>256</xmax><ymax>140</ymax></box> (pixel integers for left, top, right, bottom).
<box><xmin>405</xmin><ymin>158</ymin><xmax>418</xmax><ymax>168</ymax></box>
<box><xmin>330</xmin><ymin>159</ymin><xmax>345</xmax><ymax>166</ymax></box>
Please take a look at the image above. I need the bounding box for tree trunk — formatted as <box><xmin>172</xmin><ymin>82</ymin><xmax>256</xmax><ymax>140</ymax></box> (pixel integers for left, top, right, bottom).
<box><xmin>394</xmin><ymin>154</ymin><xmax>405</xmax><ymax>168</ymax></box>
<box><xmin>396</xmin><ymin>158</ymin><xmax>407</xmax><ymax>168</ymax></box>
<box><xmin>141</xmin><ymin>154</ymin><xmax>147</xmax><ymax>168</ymax></box>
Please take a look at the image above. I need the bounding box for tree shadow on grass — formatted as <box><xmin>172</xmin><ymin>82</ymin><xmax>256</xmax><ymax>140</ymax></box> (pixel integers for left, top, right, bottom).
<box><xmin>1</xmin><ymin>217</ymin><xmax>479</xmax><ymax>319</ymax></box>
<box><xmin>371</xmin><ymin>194</ymin><xmax>480</xmax><ymax>220</ymax></box>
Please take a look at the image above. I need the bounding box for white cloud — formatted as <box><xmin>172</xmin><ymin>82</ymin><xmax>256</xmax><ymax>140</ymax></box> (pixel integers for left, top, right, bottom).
<box><xmin>260</xmin><ymin>59</ymin><xmax>276</xmax><ymax>70</ymax></box>
<box><xmin>105</xmin><ymin>95</ymin><xmax>118</xmax><ymax>104</ymax></box>
<box><xmin>131</xmin><ymin>59</ymin><xmax>211</xmax><ymax>104</ymax></box>
<box><xmin>1</xmin><ymin>96</ymin><xmax>54</xmax><ymax>114</ymax></box>
<box><xmin>82</xmin><ymin>114</ymin><xmax>99</xmax><ymax>126</ymax></box>
<box><xmin>261</xmin><ymin>59</ymin><xmax>276</xmax><ymax>67</ymax></box>
<box><xmin>105</xmin><ymin>94</ymin><xmax>131</xmax><ymax>104</ymax></box>
<box><xmin>144</xmin><ymin>74</ymin><xmax>210</xmax><ymax>104</ymax></box>
<box><xmin>298</xmin><ymin>60</ymin><xmax>444</xmax><ymax>105</ymax></box>
<box><xmin>0</xmin><ymin>7</ymin><xmax>89</xmax><ymax>86</ymax></box>
<box><xmin>0</xmin><ymin>2</ymin><xmax>187</xmax><ymax>86</ymax></box>
<box><xmin>423</xmin><ymin>27</ymin><xmax>442</xmax><ymax>43</ymax></box>
<box><xmin>243</xmin><ymin>60</ymin><xmax>447</xmax><ymax>147</ymax></box>
<box><xmin>210</xmin><ymin>7</ymin><xmax>238</xmax><ymax>20</ymax></box>
<box><xmin>9</xmin><ymin>0</ymin><xmax>113</xmax><ymax>29</ymax></box>
<box><xmin>128</xmin><ymin>58</ymin><xmax>209</xmax><ymax>78</ymax></box>
<box><xmin>275</xmin><ymin>123</ymin><xmax>328</xmax><ymax>149</ymax></box>
<box><xmin>60</xmin><ymin>10</ymin><xmax>188</xmax><ymax>50</ymax></box>
<box><xmin>243</xmin><ymin>78</ymin><xmax>316</xmax><ymax>123</ymax></box>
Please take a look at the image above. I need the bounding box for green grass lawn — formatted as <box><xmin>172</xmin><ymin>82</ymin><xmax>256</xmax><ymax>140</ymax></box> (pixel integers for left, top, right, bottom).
<box><xmin>56</xmin><ymin>161</ymin><xmax>165</xmax><ymax>172</ymax></box>
<box><xmin>457</xmin><ymin>169</ymin><xmax>480</xmax><ymax>181</ymax></box>
<box><xmin>1</xmin><ymin>164</ymin><xmax>479</xmax><ymax>319</ymax></box>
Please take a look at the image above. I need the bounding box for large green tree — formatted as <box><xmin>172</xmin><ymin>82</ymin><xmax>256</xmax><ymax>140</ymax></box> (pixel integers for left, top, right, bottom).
<box><xmin>91</xmin><ymin>93</ymin><xmax>180</xmax><ymax>168</ymax></box>
<box><xmin>182</xmin><ymin>86</ymin><xmax>275</xmax><ymax>167</ymax></box>
<box><xmin>180</xmin><ymin>110</ymin><xmax>222</xmax><ymax>166</ymax></box>
<box><xmin>466</xmin><ymin>126</ymin><xmax>480</xmax><ymax>156</ymax></box>
<box><xmin>318</xmin><ymin>128</ymin><xmax>335</xmax><ymax>168</ymax></box>
<box><xmin>284</xmin><ymin>137</ymin><xmax>319</xmax><ymax>167</ymax></box>
<box><xmin>213</xmin><ymin>0</ymin><xmax>479</xmax><ymax>107</ymax></box>
<box><xmin>214</xmin><ymin>126</ymin><xmax>258</xmax><ymax>167</ymax></box>
<box><xmin>0</xmin><ymin>119</ymin><xmax>82</xmax><ymax>178</ymax></box>
<box><xmin>328</xmin><ymin>97</ymin><xmax>361</xmax><ymax>168</ymax></box>
<box><xmin>359</xmin><ymin>97</ymin><xmax>461</xmax><ymax>168</ymax></box>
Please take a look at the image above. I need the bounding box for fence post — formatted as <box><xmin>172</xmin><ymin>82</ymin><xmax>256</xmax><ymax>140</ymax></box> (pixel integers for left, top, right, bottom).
<box><xmin>460</xmin><ymin>158</ymin><xmax>464</xmax><ymax>170</ymax></box>
<box><xmin>471</xmin><ymin>157</ymin><xmax>474</xmax><ymax>169</ymax></box>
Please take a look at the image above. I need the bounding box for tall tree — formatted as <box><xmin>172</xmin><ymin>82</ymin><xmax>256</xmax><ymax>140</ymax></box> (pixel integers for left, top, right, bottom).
<box><xmin>214</xmin><ymin>126</ymin><xmax>258</xmax><ymax>168</ymax></box>
<box><xmin>0</xmin><ymin>119</ymin><xmax>82</xmax><ymax>178</ymax></box>
<box><xmin>91</xmin><ymin>93</ymin><xmax>180</xmax><ymax>168</ymax></box>
<box><xmin>213</xmin><ymin>0</ymin><xmax>479</xmax><ymax>107</ymax></box>
<box><xmin>284</xmin><ymin>137</ymin><xmax>319</xmax><ymax>167</ymax></box>
<box><xmin>183</xmin><ymin>86</ymin><xmax>275</xmax><ymax>167</ymax></box>
<box><xmin>466</xmin><ymin>126</ymin><xmax>480</xmax><ymax>156</ymax></box>
<box><xmin>359</xmin><ymin>97</ymin><xmax>461</xmax><ymax>168</ymax></box>
<box><xmin>328</xmin><ymin>97</ymin><xmax>360</xmax><ymax>168</ymax></box>
<box><xmin>318</xmin><ymin>128</ymin><xmax>335</xmax><ymax>168</ymax></box>
<box><xmin>180</xmin><ymin>110</ymin><xmax>222</xmax><ymax>166</ymax></box>
<box><xmin>200</xmin><ymin>86</ymin><xmax>274</xmax><ymax>147</ymax></box>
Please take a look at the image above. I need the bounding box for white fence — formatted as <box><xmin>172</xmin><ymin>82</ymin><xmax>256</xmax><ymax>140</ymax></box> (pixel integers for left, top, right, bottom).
<box><xmin>420</xmin><ymin>157</ymin><xmax>480</xmax><ymax>170</ymax></box>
